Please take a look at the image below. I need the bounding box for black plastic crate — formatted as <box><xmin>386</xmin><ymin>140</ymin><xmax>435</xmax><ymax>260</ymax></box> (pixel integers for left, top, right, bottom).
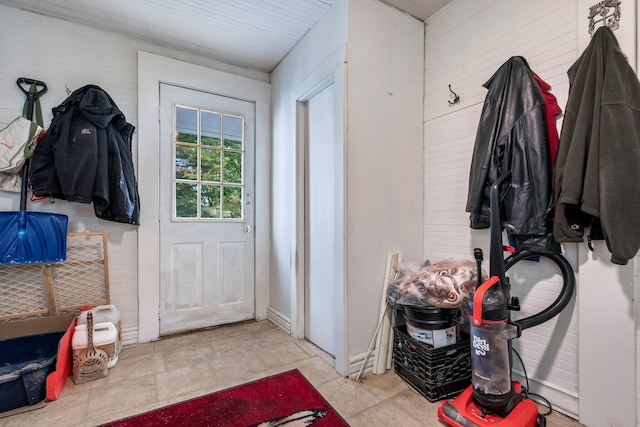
<box><xmin>393</xmin><ymin>325</ymin><xmax>471</xmax><ymax>402</ymax></box>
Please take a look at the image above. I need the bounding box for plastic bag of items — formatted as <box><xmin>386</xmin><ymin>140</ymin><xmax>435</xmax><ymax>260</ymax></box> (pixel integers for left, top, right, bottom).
<box><xmin>387</xmin><ymin>259</ymin><xmax>487</xmax><ymax>309</ymax></box>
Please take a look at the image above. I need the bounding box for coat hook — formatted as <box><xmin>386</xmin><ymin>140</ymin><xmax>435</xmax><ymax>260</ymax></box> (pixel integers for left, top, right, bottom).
<box><xmin>448</xmin><ymin>84</ymin><xmax>460</xmax><ymax>106</ymax></box>
<box><xmin>588</xmin><ymin>0</ymin><xmax>621</xmax><ymax>37</ymax></box>
<box><xmin>65</xmin><ymin>85</ymin><xmax>72</xmax><ymax>96</ymax></box>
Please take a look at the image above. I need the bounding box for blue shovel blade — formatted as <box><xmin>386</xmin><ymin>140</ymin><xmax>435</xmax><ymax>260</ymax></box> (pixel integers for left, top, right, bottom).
<box><xmin>0</xmin><ymin>211</ymin><xmax>69</xmax><ymax>264</ymax></box>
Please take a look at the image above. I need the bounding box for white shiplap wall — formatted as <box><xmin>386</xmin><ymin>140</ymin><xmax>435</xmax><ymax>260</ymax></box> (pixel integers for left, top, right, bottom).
<box><xmin>0</xmin><ymin>5</ymin><xmax>141</xmax><ymax>344</ymax></box>
<box><xmin>424</xmin><ymin>0</ymin><xmax>581</xmax><ymax>417</ymax></box>
<box><xmin>0</xmin><ymin>5</ymin><xmax>268</xmax><ymax>345</ymax></box>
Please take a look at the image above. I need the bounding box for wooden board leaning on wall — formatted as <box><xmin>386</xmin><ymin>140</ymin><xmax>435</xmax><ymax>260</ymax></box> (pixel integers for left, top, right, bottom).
<box><xmin>0</xmin><ymin>231</ymin><xmax>110</xmax><ymax>321</ymax></box>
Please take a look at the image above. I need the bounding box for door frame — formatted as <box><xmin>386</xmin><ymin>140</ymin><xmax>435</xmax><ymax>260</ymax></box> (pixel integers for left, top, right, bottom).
<box><xmin>291</xmin><ymin>47</ymin><xmax>347</xmax><ymax>375</ymax></box>
<box><xmin>137</xmin><ymin>51</ymin><xmax>271</xmax><ymax>342</ymax></box>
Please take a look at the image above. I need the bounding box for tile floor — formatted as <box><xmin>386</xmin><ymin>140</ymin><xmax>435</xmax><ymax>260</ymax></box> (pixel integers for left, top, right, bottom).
<box><xmin>0</xmin><ymin>320</ymin><xmax>584</xmax><ymax>427</ymax></box>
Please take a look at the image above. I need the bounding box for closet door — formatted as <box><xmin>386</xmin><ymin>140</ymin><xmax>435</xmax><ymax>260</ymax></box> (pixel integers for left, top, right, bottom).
<box><xmin>304</xmin><ymin>82</ymin><xmax>338</xmax><ymax>356</ymax></box>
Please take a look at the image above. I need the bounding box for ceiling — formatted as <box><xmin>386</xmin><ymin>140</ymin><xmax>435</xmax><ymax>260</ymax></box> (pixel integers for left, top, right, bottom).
<box><xmin>0</xmin><ymin>0</ymin><xmax>453</xmax><ymax>74</ymax></box>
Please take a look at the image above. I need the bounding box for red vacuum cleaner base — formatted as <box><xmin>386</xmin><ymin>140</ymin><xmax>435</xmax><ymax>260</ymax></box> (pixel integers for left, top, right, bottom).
<box><xmin>438</xmin><ymin>382</ymin><xmax>544</xmax><ymax>427</ymax></box>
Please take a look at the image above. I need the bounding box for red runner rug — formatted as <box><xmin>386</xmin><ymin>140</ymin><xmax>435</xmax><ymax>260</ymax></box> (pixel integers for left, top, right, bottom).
<box><xmin>99</xmin><ymin>369</ymin><xmax>349</xmax><ymax>426</ymax></box>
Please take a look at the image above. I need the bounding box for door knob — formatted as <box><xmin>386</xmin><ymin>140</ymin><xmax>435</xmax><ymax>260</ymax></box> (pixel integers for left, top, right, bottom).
<box><xmin>244</xmin><ymin>225</ymin><xmax>252</xmax><ymax>233</ymax></box>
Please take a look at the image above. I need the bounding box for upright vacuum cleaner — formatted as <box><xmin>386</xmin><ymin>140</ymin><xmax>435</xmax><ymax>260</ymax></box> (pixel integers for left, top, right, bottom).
<box><xmin>437</xmin><ymin>172</ymin><xmax>575</xmax><ymax>427</ymax></box>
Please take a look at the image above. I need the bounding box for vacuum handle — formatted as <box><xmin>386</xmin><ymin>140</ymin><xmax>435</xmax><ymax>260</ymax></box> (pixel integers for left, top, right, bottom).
<box><xmin>473</xmin><ymin>247</ymin><xmax>483</xmax><ymax>288</ymax></box>
<box><xmin>489</xmin><ymin>171</ymin><xmax>511</xmax><ymax>280</ymax></box>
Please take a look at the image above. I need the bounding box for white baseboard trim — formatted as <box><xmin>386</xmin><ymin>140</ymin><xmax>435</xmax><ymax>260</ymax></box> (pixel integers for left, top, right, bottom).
<box><xmin>121</xmin><ymin>326</ymin><xmax>139</xmax><ymax>346</ymax></box>
<box><xmin>267</xmin><ymin>306</ymin><xmax>291</xmax><ymax>334</ymax></box>
<box><xmin>348</xmin><ymin>351</ymin><xmax>379</xmax><ymax>379</ymax></box>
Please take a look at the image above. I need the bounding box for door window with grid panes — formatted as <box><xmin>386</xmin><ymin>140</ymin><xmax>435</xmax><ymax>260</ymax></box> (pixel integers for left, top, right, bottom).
<box><xmin>174</xmin><ymin>105</ymin><xmax>245</xmax><ymax>220</ymax></box>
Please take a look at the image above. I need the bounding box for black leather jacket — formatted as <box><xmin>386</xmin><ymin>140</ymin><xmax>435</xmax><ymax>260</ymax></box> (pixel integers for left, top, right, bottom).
<box><xmin>30</xmin><ymin>85</ymin><xmax>140</xmax><ymax>225</ymax></box>
<box><xmin>466</xmin><ymin>56</ymin><xmax>558</xmax><ymax>254</ymax></box>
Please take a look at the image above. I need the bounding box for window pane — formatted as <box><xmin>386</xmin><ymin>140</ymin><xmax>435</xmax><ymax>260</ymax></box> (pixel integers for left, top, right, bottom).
<box><xmin>223</xmin><ymin>186</ymin><xmax>242</xmax><ymax>219</ymax></box>
<box><xmin>223</xmin><ymin>151</ymin><xmax>242</xmax><ymax>184</ymax></box>
<box><xmin>175</xmin><ymin>145</ymin><xmax>197</xmax><ymax>180</ymax></box>
<box><xmin>172</xmin><ymin>104</ymin><xmax>247</xmax><ymax>221</ymax></box>
<box><xmin>201</xmin><ymin>111</ymin><xmax>221</xmax><ymax>146</ymax></box>
<box><xmin>176</xmin><ymin>106</ymin><xmax>197</xmax><ymax>144</ymax></box>
<box><xmin>176</xmin><ymin>183</ymin><xmax>198</xmax><ymax>218</ymax></box>
<box><xmin>201</xmin><ymin>184</ymin><xmax>221</xmax><ymax>218</ymax></box>
<box><xmin>201</xmin><ymin>147</ymin><xmax>221</xmax><ymax>182</ymax></box>
<box><xmin>223</xmin><ymin>115</ymin><xmax>243</xmax><ymax>149</ymax></box>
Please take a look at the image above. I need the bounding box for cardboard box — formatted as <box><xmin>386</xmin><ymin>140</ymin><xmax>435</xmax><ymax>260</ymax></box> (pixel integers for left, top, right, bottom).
<box><xmin>0</xmin><ymin>314</ymin><xmax>74</xmax><ymax>341</ymax></box>
<box><xmin>406</xmin><ymin>321</ymin><xmax>457</xmax><ymax>349</ymax></box>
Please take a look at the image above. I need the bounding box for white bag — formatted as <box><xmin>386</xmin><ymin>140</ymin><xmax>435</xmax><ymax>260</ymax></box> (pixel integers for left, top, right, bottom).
<box><xmin>0</xmin><ymin>172</ymin><xmax>22</xmax><ymax>193</ymax></box>
<box><xmin>0</xmin><ymin>116</ymin><xmax>43</xmax><ymax>174</ymax></box>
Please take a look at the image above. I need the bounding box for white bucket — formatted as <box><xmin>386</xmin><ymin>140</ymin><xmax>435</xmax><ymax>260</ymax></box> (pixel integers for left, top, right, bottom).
<box><xmin>72</xmin><ymin>321</ymin><xmax>119</xmax><ymax>369</ymax></box>
<box><xmin>77</xmin><ymin>304</ymin><xmax>122</xmax><ymax>355</ymax></box>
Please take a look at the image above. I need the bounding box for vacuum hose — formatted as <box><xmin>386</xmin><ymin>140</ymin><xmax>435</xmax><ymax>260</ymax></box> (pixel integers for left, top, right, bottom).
<box><xmin>504</xmin><ymin>250</ymin><xmax>575</xmax><ymax>332</ymax></box>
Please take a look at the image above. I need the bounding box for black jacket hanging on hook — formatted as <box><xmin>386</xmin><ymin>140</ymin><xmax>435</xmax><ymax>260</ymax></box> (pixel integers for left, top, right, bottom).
<box><xmin>30</xmin><ymin>85</ymin><xmax>140</xmax><ymax>225</ymax></box>
<box><xmin>553</xmin><ymin>26</ymin><xmax>640</xmax><ymax>265</ymax></box>
<box><xmin>466</xmin><ymin>56</ymin><xmax>559</xmax><ymax>254</ymax></box>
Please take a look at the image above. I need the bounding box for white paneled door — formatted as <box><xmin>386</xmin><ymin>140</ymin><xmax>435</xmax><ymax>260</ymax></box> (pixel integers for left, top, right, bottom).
<box><xmin>159</xmin><ymin>83</ymin><xmax>255</xmax><ymax>335</ymax></box>
<box><xmin>304</xmin><ymin>82</ymin><xmax>337</xmax><ymax>356</ymax></box>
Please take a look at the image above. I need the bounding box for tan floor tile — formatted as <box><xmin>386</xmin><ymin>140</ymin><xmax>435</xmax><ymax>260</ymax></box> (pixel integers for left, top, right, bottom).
<box><xmin>85</xmin><ymin>374</ymin><xmax>157</xmax><ymax>420</ymax></box>
<box><xmin>152</xmin><ymin>330</ymin><xmax>209</xmax><ymax>352</ymax></box>
<box><xmin>209</xmin><ymin>346</ymin><xmax>271</xmax><ymax>382</ymax></box>
<box><xmin>0</xmin><ymin>320</ymin><xmax>584</xmax><ymax>427</ymax></box>
<box><xmin>107</xmin><ymin>352</ymin><xmax>165</xmax><ymax>383</ymax></box>
<box><xmin>209</xmin><ymin>327</ymin><xmax>291</xmax><ymax>358</ymax></box>
<box><xmin>279</xmin><ymin>356</ymin><xmax>343</xmax><ymax>387</ymax></box>
<box><xmin>161</xmin><ymin>341</ymin><xmax>218</xmax><ymax>371</ymax></box>
<box><xmin>315</xmin><ymin>377</ymin><xmax>382</xmax><ymax>419</ymax></box>
<box><xmin>346</xmin><ymin>394</ymin><xmax>425</xmax><ymax>427</ymax></box>
<box><xmin>0</xmin><ymin>413</ymin><xmax>43</xmax><ymax>427</ymax></box>
<box><xmin>355</xmin><ymin>370</ymin><xmax>410</xmax><ymax>401</ymax></box>
<box><xmin>0</xmin><ymin>397</ymin><xmax>87</xmax><ymax>427</ymax></box>
<box><xmin>203</xmin><ymin>318</ymin><xmax>278</xmax><ymax>342</ymax></box>
<box><xmin>155</xmin><ymin>361</ymin><xmax>214</xmax><ymax>400</ymax></box>
<box><xmin>546</xmin><ymin>411</ymin><xmax>585</xmax><ymax>427</ymax></box>
<box><xmin>63</xmin><ymin>373</ymin><xmax>110</xmax><ymax>394</ymax></box>
<box><xmin>117</xmin><ymin>340</ymin><xmax>155</xmax><ymax>360</ymax></box>
<box><xmin>256</xmin><ymin>340</ymin><xmax>312</xmax><ymax>369</ymax></box>
<box><xmin>89</xmin><ymin>398</ymin><xmax>173</xmax><ymax>427</ymax></box>
<box><xmin>396</xmin><ymin>387</ymin><xmax>438</xmax><ymax>411</ymax></box>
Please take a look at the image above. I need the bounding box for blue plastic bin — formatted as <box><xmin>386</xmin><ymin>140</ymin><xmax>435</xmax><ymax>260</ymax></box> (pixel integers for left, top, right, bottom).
<box><xmin>0</xmin><ymin>331</ymin><xmax>64</xmax><ymax>413</ymax></box>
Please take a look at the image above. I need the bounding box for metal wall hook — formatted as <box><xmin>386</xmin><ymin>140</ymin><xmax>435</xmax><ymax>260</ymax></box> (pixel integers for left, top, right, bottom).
<box><xmin>589</xmin><ymin>0</ymin><xmax>621</xmax><ymax>37</ymax></box>
<box><xmin>448</xmin><ymin>84</ymin><xmax>460</xmax><ymax>106</ymax></box>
